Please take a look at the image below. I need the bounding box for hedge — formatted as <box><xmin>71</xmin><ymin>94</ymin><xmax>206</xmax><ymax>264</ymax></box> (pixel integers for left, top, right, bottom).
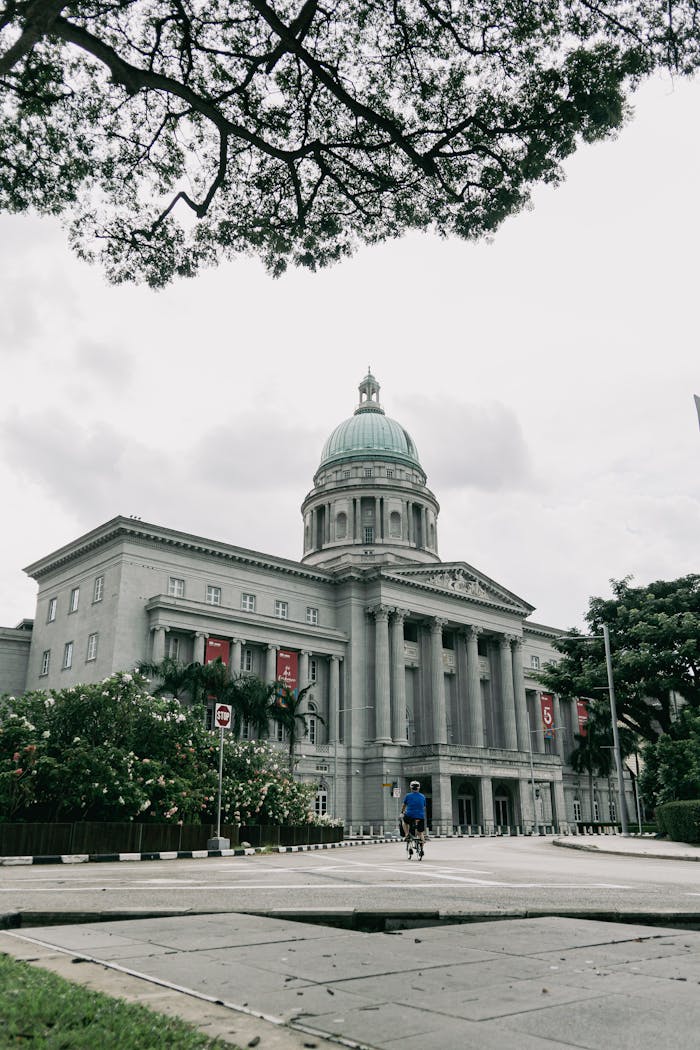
<box><xmin>655</xmin><ymin>800</ymin><xmax>700</xmax><ymax>844</ymax></box>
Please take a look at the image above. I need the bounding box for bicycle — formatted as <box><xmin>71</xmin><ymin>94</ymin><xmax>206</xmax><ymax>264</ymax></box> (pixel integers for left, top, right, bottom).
<box><xmin>404</xmin><ymin>827</ymin><xmax>424</xmax><ymax>861</ymax></box>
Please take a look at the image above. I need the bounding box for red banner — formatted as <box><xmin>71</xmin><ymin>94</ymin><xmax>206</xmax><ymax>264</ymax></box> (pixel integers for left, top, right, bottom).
<box><xmin>276</xmin><ymin>649</ymin><xmax>298</xmax><ymax>692</ymax></box>
<box><xmin>540</xmin><ymin>693</ymin><xmax>554</xmax><ymax>738</ymax></box>
<box><xmin>576</xmin><ymin>698</ymin><xmax>589</xmax><ymax>737</ymax></box>
<box><xmin>205</xmin><ymin>638</ymin><xmax>230</xmax><ymax>666</ymax></box>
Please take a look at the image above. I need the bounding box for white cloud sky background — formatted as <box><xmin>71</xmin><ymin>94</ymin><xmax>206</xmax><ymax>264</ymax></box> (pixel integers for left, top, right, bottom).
<box><xmin>1</xmin><ymin>73</ymin><xmax>698</xmax><ymax>630</ymax></box>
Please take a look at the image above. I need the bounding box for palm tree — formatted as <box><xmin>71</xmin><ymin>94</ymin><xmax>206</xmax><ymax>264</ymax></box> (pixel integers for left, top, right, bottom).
<box><xmin>271</xmin><ymin>684</ymin><xmax>325</xmax><ymax>773</ymax></box>
<box><xmin>226</xmin><ymin>674</ymin><xmax>278</xmax><ymax>740</ymax></box>
<box><xmin>568</xmin><ymin>702</ymin><xmax>635</xmax><ymax>823</ymax></box>
<box><xmin>138</xmin><ymin>657</ymin><xmax>199</xmax><ymax>701</ymax></box>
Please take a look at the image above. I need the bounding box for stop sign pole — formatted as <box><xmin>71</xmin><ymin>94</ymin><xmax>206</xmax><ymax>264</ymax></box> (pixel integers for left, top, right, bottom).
<box><xmin>213</xmin><ymin>704</ymin><xmax>232</xmax><ymax>844</ymax></box>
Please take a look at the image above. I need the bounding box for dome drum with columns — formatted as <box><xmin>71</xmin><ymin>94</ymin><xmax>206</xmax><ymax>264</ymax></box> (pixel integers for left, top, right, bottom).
<box><xmin>301</xmin><ymin>372</ymin><xmax>440</xmax><ymax>568</ymax></box>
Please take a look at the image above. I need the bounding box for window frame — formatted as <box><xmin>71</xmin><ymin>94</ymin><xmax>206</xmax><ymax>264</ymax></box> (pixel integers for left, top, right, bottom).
<box><xmin>168</xmin><ymin>577</ymin><xmax>185</xmax><ymax>598</ymax></box>
<box><xmin>530</xmin><ymin>655</ymin><xmax>540</xmax><ymax>670</ymax></box>
<box><xmin>40</xmin><ymin>649</ymin><xmax>50</xmax><ymax>676</ymax></box>
<box><xmin>86</xmin><ymin>632</ymin><xmax>98</xmax><ymax>662</ymax></box>
<box><xmin>274</xmin><ymin>599</ymin><xmax>289</xmax><ymax>620</ymax></box>
<box><xmin>47</xmin><ymin>597</ymin><xmax>57</xmax><ymax>623</ymax></box>
<box><xmin>363</xmin><ymin>526</ymin><xmax>374</xmax><ymax>544</ymax></box>
<box><xmin>241</xmin><ymin>648</ymin><xmax>253</xmax><ymax>672</ymax></box>
<box><xmin>206</xmin><ymin>584</ymin><xmax>222</xmax><ymax>606</ymax></box>
<box><xmin>306</xmin><ymin>606</ymin><xmax>319</xmax><ymax>625</ymax></box>
<box><xmin>93</xmin><ymin>576</ymin><xmax>104</xmax><ymax>603</ymax></box>
<box><xmin>69</xmin><ymin>587</ymin><xmax>80</xmax><ymax>613</ymax></box>
<box><xmin>62</xmin><ymin>641</ymin><xmax>73</xmax><ymax>670</ymax></box>
<box><xmin>241</xmin><ymin>592</ymin><xmax>256</xmax><ymax>613</ymax></box>
<box><xmin>167</xmin><ymin>636</ymin><xmax>180</xmax><ymax>661</ymax></box>
<box><xmin>309</xmin><ymin>658</ymin><xmax>318</xmax><ymax>682</ymax></box>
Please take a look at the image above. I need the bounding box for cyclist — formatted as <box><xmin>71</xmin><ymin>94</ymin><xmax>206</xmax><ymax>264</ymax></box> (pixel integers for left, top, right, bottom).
<box><xmin>401</xmin><ymin>780</ymin><xmax>426</xmax><ymax>850</ymax></box>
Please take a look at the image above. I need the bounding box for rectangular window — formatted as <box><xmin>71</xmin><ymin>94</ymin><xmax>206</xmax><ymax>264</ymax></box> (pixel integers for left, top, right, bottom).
<box><xmin>363</xmin><ymin>526</ymin><xmax>374</xmax><ymax>544</ymax></box>
<box><xmin>86</xmin><ymin>633</ymin><xmax>98</xmax><ymax>661</ymax></box>
<box><xmin>364</xmin><ymin>467</ymin><xmax>373</xmax><ymax>477</ymax></box>
<box><xmin>309</xmin><ymin>658</ymin><xmax>318</xmax><ymax>682</ymax></box>
<box><xmin>93</xmin><ymin>576</ymin><xmax>104</xmax><ymax>603</ymax></box>
<box><xmin>573</xmin><ymin>799</ymin><xmax>582</xmax><ymax>822</ymax></box>
<box><xmin>47</xmin><ymin>597</ymin><xmax>57</xmax><ymax>623</ymax></box>
<box><xmin>306</xmin><ymin>606</ymin><xmax>319</xmax><ymax>625</ymax></box>
<box><xmin>386</xmin><ymin>469</ymin><xmax>394</xmax><ymax>478</ymax></box>
<box><xmin>40</xmin><ymin>650</ymin><xmax>50</xmax><ymax>676</ymax></box>
<box><xmin>241</xmin><ymin>648</ymin><xmax>253</xmax><ymax>672</ymax></box>
<box><xmin>62</xmin><ymin>641</ymin><xmax>73</xmax><ymax>669</ymax></box>
<box><xmin>168</xmin><ymin>577</ymin><xmax>185</xmax><ymax>598</ymax></box>
<box><xmin>314</xmin><ymin>790</ymin><xmax>327</xmax><ymax>816</ymax></box>
<box><xmin>342</xmin><ymin>469</ymin><xmax>351</xmax><ymax>479</ymax></box>
<box><xmin>275</xmin><ymin>600</ymin><xmax>288</xmax><ymax>619</ymax></box>
<box><xmin>69</xmin><ymin>587</ymin><xmax>80</xmax><ymax>613</ymax></box>
<box><xmin>308</xmin><ymin>716</ymin><xmax>317</xmax><ymax>745</ymax></box>
<box><xmin>593</xmin><ymin>799</ymin><xmax>600</xmax><ymax>822</ymax></box>
<box><xmin>241</xmin><ymin>593</ymin><xmax>256</xmax><ymax>612</ymax></box>
<box><xmin>530</xmin><ymin>655</ymin><xmax>540</xmax><ymax>670</ymax></box>
<box><xmin>206</xmin><ymin>585</ymin><xmax>222</xmax><ymax>606</ymax></box>
<box><xmin>167</xmin><ymin>636</ymin><xmax>180</xmax><ymax>660</ymax></box>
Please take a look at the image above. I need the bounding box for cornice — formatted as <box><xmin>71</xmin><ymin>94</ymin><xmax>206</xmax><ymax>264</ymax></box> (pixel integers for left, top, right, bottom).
<box><xmin>24</xmin><ymin>516</ymin><xmax>335</xmax><ymax>585</ymax></box>
<box><xmin>378</xmin><ymin>565</ymin><xmax>532</xmax><ymax>617</ymax></box>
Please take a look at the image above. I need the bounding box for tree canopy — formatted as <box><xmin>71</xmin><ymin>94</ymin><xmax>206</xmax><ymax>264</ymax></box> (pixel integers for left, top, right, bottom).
<box><xmin>542</xmin><ymin>575</ymin><xmax>700</xmax><ymax>744</ymax></box>
<box><xmin>1</xmin><ymin>1</ymin><xmax>699</xmax><ymax>285</ymax></box>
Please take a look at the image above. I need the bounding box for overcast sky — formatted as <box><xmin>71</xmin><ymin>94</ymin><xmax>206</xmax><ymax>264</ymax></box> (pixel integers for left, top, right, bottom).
<box><xmin>1</xmin><ymin>72</ymin><xmax>698</xmax><ymax>632</ymax></box>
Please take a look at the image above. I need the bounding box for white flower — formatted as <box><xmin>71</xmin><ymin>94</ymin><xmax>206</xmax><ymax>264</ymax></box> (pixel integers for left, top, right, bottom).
<box><xmin>42</xmin><ymin>730</ymin><xmax>50</xmax><ymax>739</ymax></box>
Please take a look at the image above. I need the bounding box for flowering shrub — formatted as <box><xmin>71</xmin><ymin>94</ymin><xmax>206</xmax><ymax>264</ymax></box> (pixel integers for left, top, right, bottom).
<box><xmin>0</xmin><ymin>673</ymin><xmax>313</xmax><ymax>826</ymax></box>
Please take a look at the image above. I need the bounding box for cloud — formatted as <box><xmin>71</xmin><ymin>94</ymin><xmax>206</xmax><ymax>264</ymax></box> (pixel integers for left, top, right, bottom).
<box><xmin>72</xmin><ymin>338</ymin><xmax>134</xmax><ymax>393</ymax></box>
<box><xmin>397</xmin><ymin>395</ymin><xmax>535</xmax><ymax>492</ymax></box>
<box><xmin>189</xmin><ymin>418</ymin><xmax>326</xmax><ymax>491</ymax></box>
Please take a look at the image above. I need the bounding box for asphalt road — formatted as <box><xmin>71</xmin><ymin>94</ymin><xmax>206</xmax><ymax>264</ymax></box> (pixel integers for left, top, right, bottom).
<box><xmin>2</xmin><ymin>838</ymin><xmax>700</xmax><ymax>921</ymax></box>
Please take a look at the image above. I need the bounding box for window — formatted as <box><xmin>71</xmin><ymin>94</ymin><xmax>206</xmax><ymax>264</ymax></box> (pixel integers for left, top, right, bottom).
<box><xmin>69</xmin><ymin>587</ymin><xmax>80</xmax><ymax>613</ymax></box>
<box><xmin>62</xmin><ymin>641</ymin><xmax>73</xmax><ymax>669</ymax></box>
<box><xmin>314</xmin><ymin>790</ymin><xmax>328</xmax><ymax>817</ymax></box>
<box><xmin>168</xmin><ymin>577</ymin><xmax>185</xmax><ymax>598</ymax></box>
<box><xmin>530</xmin><ymin>655</ymin><xmax>540</xmax><ymax>670</ymax></box>
<box><xmin>241</xmin><ymin>593</ymin><xmax>256</xmax><ymax>612</ymax></box>
<box><xmin>241</xmin><ymin>648</ymin><xmax>253</xmax><ymax>672</ymax></box>
<box><xmin>86</xmin><ymin>633</ymin><xmax>98</xmax><ymax>661</ymax></box>
<box><xmin>364</xmin><ymin>467</ymin><xmax>373</xmax><ymax>477</ymax></box>
<box><xmin>386</xmin><ymin>469</ymin><xmax>394</xmax><ymax>478</ymax></box>
<box><xmin>276</xmin><ymin>723</ymin><xmax>286</xmax><ymax>742</ymax></box>
<box><xmin>40</xmin><ymin>650</ymin><xmax>50</xmax><ymax>676</ymax></box>
<box><xmin>593</xmin><ymin>798</ymin><xmax>600</xmax><ymax>822</ymax></box>
<box><xmin>306</xmin><ymin>606</ymin><xmax>319</xmax><ymax>625</ymax></box>
<box><xmin>307</xmin><ymin>704</ymin><xmax>318</xmax><ymax>744</ymax></box>
<box><xmin>47</xmin><ymin>597</ymin><xmax>57</xmax><ymax>623</ymax></box>
<box><xmin>573</xmin><ymin>798</ymin><xmax>582</xmax><ymax>822</ymax></box>
<box><xmin>93</xmin><ymin>576</ymin><xmax>104</xmax><ymax>603</ymax></box>
<box><xmin>275</xmin><ymin>600</ymin><xmax>288</xmax><ymax>619</ymax></box>
<box><xmin>167</xmin><ymin>636</ymin><xmax>180</xmax><ymax>660</ymax></box>
<box><xmin>342</xmin><ymin>469</ymin><xmax>351</xmax><ymax>479</ymax></box>
<box><xmin>206</xmin><ymin>585</ymin><xmax>222</xmax><ymax>606</ymax></box>
<box><xmin>363</xmin><ymin>526</ymin><xmax>374</xmax><ymax>544</ymax></box>
<box><xmin>309</xmin><ymin>658</ymin><xmax>318</xmax><ymax>682</ymax></box>
<box><xmin>610</xmin><ymin>798</ymin><xmax>617</xmax><ymax>822</ymax></box>
<box><xmin>335</xmin><ymin>511</ymin><xmax>347</xmax><ymax>539</ymax></box>
<box><xmin>389</xmin><ymin>511</ymin><xmax>401</xmax><ymax>537</ymax></box>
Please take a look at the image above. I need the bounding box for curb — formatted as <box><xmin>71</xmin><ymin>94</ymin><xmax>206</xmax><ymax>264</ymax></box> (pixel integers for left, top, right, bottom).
<box><xmin>0</xmin><ymin>836</ymin><xmax>394</xmax><ymax>867</ymax></box>
<box><xmin>552</xmin><ymin>838</ymin><xmax>700</xmax><ymax>862</ymax></box>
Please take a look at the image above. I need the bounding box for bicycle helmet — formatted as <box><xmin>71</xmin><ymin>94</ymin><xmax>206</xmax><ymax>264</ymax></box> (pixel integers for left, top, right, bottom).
<box><xmin>410</xmin><ymin>780</ymin><xmax>420</xmax><ymax>790</ymax></box>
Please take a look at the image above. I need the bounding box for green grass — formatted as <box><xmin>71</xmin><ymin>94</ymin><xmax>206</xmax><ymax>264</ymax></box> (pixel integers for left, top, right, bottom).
<box><xmin>0</xmin><ymin>953</ymin><xmax>237</xmax><ymax>1048</ymax></box>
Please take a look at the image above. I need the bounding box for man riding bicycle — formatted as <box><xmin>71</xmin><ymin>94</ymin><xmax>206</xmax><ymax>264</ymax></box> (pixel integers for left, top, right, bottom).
<box><xmin>401</xmin><ymin>780</ymin><xmax>426</xmax><ymax>847</ymax></box>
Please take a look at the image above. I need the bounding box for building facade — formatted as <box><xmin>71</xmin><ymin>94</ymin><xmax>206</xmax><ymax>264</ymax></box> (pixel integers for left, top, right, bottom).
<box><xmin>12</xmin><ymin>373</ymin><xmax>632</xmax><ymax>832</ymax></box>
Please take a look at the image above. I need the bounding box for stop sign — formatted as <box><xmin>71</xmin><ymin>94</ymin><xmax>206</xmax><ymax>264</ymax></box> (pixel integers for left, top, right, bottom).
<box><xmin>214</xmin><ymin>703</ymin><xmax>232</xmax><ymax>729</ymax></box>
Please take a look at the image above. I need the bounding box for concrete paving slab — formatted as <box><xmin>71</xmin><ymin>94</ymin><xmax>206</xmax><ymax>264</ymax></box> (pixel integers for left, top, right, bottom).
<box><xmin>501</xmin><ymin>991</ymin><xmax>700</xmax><ymax>1050</ymax></box>
<box><xmin>294</xmin><ymin>1001</ymin><xmax>435</xmax><ymax>1043</ymax></box>
<box><xmin>337</xmin><ymin>954</ymin><xmax>552</xmax><ymax>1001</ymax></box>
<box><xmin>532</xmin><ymin>933</ymin><xmax>697</xmax><ymax>971</ymax></box>
<box><xmin>382</xmin><ymin>1014</ymin><xmax>566</xmax><ymax>1050</ymax></box>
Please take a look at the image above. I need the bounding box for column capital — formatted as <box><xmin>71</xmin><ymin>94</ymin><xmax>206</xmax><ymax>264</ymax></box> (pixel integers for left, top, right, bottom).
<box><xmin>499</xmin><ymin>633</ymin><xmax>517</xmax><ymax>648</ymax></box>
<box><xmin>301</xmin><ymin>649</ymin><xmax>313</xmax><ymax>657</ymax></box>
<box><xmin>151</xmin><ymin>624</ymin><xmax>168</xmax><ymax>634</ymax></box>
<box><xmin>194</xmin><ymin>631</ymin><xmax>208</xmax><ymax>640</ymax></box>
<box><xmin>511</xmin><ymin>635</ymin><xmax>523</xmax><ymax>650</ymax></box>
<box><xmin>329</xmin><ymin>654</ymin><xmax>343</xmax><ymax>663</ymax></box>
<box><xmin>231</xmin><ymin>636</ymin><xmax>246</xmax><ymax>646</ymax></box>
<box><xmin>464</xmin><ymin>624</ymin><xmax>482</xmax><ymax>640</ymax></box>
<box><xmin>391</xmin><ymin>607</ymin><xmax>411</xmax><ymax>624</ymax></box>
<box><xmin>430</xmin><ymin>617</ymin><xmax>448</xmax><ymax>633</ymax></box>
<box><xmin>367</xmin><ymin>604</ymin><xmax>391</xmax><ymax>621</ymax></box>
<box><xmin>267</xmin><ymin>643</ymin><xmax>279</xmax><ymax>652</ymax></box>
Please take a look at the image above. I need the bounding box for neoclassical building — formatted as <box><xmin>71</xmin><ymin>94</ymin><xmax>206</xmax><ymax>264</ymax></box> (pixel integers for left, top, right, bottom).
<box><xmin>10</xmin><ymin>373</ymin><xmax>631</xmax><ymax>833</ymax></box>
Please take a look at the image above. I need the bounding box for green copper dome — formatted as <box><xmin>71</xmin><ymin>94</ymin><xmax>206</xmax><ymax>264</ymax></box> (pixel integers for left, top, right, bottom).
<box><xmin>319</xmin><ymin>373</ymin><xmax>422</xmax><ymax>471</ymax></box>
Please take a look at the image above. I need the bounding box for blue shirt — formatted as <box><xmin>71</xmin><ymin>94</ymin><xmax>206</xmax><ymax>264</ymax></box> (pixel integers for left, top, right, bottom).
<box><xmin>403</xmin><ymin>791</ymin><xmax>426</xmax><ymax>818</ymax></box>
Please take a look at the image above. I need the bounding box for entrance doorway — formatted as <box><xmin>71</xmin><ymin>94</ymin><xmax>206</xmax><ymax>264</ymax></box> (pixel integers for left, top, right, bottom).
<box><xmin>457</xmin><ymin>796</ymin><xmax>474</xmax><ymax>826</ymax></box>
<box><xmin>494</xmin><ymin>794</ymin><xmax>510</xmax><ymax>828</ymax></box>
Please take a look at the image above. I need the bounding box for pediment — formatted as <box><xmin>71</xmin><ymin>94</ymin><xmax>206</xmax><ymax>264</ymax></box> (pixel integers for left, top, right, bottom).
<box><xmin>386</xmin><ymin>562</ymin><xmax>534</xmax><ymax>614</ymax></box>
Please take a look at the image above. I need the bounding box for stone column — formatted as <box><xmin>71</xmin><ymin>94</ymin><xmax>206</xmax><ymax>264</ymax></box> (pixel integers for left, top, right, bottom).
<box><xmin>499</xmin><ymin>634</ymin><xmax>518</xmax><ymax>750</ymax></box>
<box><xmin>326</xmin><ymin>502</ymin><xmax>331</xmax><ymax>543</ymax></box>
<box><xmin>354</xmin><ymin>498</ymin><xmax>361</xmax><ymax>541</ymax></box>
<box><xmin>551</xmin><ymin>777</ymin><xmax>568</xmax><ymax>832</ymax></box>
<box><xmin>390</xmin><ymin>609</ymin><xmax>409</xmax><ymax>744</ymax></box>
<box><xmin>421</xmin><ymin>506</ymin><xmax>428</xmax><ymax>547</ymax></box>
<box><xmin>231</xmin><ymin>638</ymin><xmax>244</xmax><ymax>675</ymax></box>
<box><xmin>430</xmin><ymin>617</ymin><xmax>448</xmax><ymax>745</ymax></box>
<box><xmin>299</xmin><ymin>650</ymin><xmax>311</xmax><ymax>689</ymax></box>
<box><xmin>374</xmin><ymin>497</ymin><xmax>381</xmax><ymax>540</ymax></box>
<box><xmin>465</xmin><ymin>625</ymin><xmax>484</xmax><ymax>747</ymax></box>
<box><xmin>479</xmin><ymin>777</ymin><xmax>494</xmax><ymax>833</ymax></box>
<box><xmin>193</xmin><ymin>631</ymin><xmax>206</xmax><ymax>664</ymax></box>
<box><xmin>511</xmin><ymin>637</ymin><xmax>530</xmax><ymax>752</ymax></box>
<box><xmin>432</xmin><ymin>773</ymin><xmax>453</xmax><ymax>836</ymax></box>
<box><xmin>371</xmin><ymin>606</ymin><xmax>392</xmax><ymax>743</ymax></box>
<box><xmin>328</xmin><ymin>655</ymin><xmax>340</xmax><ymax>743</ymax></box>
<box><xmin>534</xmin><ymin>693</ymin><xmax>545</xmax><ymax>753</ymax></box>
<box><xmin>552</xmin><ymin>693</ymin><xmax>566</xmax><ymax>760</ymax></box>
<box><xmin>406</xmin><ymin>501</ymin><xmax>413</xmax><ymax>543</ymax></box>
<box><xmin>151</xmin><ymin>625</ymin><xmax>167</xmax><ymax>663</ymax></box>
<box><xmin>265</xmin><ymin>644</ymin><xmax>278</xmax><ymax>683</ymax></box>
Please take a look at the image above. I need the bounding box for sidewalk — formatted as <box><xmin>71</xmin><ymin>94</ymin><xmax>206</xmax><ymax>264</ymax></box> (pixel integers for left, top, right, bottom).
<box><xmin>554</xmin><ymin>834</ymin><xmax>700</xmax><ymax>862</ymax></box>
<box><xmin>3</xmin><ymin>910</ymin><xmax>700</xmax><ymax>1050</ymax></box>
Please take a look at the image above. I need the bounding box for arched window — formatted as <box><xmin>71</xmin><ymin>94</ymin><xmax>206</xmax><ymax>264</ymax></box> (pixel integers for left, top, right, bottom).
<box><xmin>336</xmin><ymin>511</ymin><xmax>347</xmax><ymax>539</ymax></box>
<box><xmin>389</xmin><ymin>510</ymin><xmax>401</xmax><ymax>537</ymax></box>
<box><xmin>314</xmin><ymin>788</ymin><xmax>328</xmax><ymax>816</ymax></box>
